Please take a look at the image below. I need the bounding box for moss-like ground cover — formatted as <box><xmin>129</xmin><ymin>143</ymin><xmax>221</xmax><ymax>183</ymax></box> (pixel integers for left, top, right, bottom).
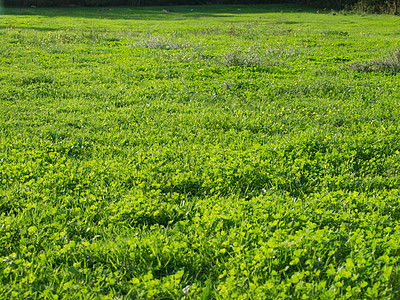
<box><xmin>1</xmin><ymin>4</ymin><xmax>400</xmax><ymax>298</ymax></box>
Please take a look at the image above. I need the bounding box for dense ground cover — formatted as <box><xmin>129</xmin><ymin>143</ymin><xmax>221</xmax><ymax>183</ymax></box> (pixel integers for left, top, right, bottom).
<box><xmin>1</xmin><ymin>4</ymin><xmax>400</xmax><ymax>298</ymax></box>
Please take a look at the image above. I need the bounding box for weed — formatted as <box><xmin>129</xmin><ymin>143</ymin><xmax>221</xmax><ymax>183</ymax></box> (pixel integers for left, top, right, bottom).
<box><xmin>349</xmin><ymin>48</ymin><xmax>400</xmax><ymax>74</ymax></box>
<box><xmin>135</xmin><ymin>35</ymin><xmax>189</xmax><ymax>50</ymax></box>
<box><xmin>222</xmin><ymin>48</ymin><xmax>265</xmax><ymax>67</ymax></box>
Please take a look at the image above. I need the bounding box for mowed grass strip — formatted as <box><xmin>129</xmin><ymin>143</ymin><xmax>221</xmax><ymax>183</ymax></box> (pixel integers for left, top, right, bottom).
<box><xmin>1</xmin><ymin>4</ymin><xmax>400</xmax><ymax>299</ymax></box>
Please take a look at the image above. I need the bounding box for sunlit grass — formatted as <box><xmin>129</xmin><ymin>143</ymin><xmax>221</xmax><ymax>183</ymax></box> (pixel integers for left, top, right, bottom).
<box><xmin>1</xmin><ymin>5</ymin><xmax>400</xmax><ymax>299</ymax></box>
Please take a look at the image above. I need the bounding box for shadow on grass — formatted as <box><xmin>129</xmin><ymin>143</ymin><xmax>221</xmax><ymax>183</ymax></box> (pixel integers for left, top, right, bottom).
<box><xmin>0</xmin><ymin>25</ymin><xmax>61</xmax><ymax>31</ymax></box>
<box><xmin>3</xmin><ymin>4</ymin><xmax>315</xmax><ymax>21</ymax></box>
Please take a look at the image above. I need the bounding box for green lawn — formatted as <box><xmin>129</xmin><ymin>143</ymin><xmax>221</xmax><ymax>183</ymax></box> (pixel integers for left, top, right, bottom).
<box><xmin>1</xmin><ymin>4</ymin><xmax>400</xmax><ymax>298</ymax></box>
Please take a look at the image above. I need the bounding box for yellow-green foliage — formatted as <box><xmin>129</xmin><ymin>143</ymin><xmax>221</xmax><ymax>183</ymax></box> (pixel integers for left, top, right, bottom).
<box><xmin>1</xmin><ymin>5</ymin><xmax>400</xmax><ymax>299</ymax></box>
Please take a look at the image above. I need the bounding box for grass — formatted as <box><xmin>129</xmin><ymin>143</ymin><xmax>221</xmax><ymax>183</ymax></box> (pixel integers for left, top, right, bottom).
<box><xmin>1</xmin><ymin>4</ymin><xmax>400</xmax><ymax>299</ymax></box>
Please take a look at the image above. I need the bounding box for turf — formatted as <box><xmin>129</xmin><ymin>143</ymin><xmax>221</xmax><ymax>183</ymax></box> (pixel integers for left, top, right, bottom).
<box><xmin>1</xmin><ymin>4</ymin><xmax>400</xmax><ymax>299</ymax></box>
